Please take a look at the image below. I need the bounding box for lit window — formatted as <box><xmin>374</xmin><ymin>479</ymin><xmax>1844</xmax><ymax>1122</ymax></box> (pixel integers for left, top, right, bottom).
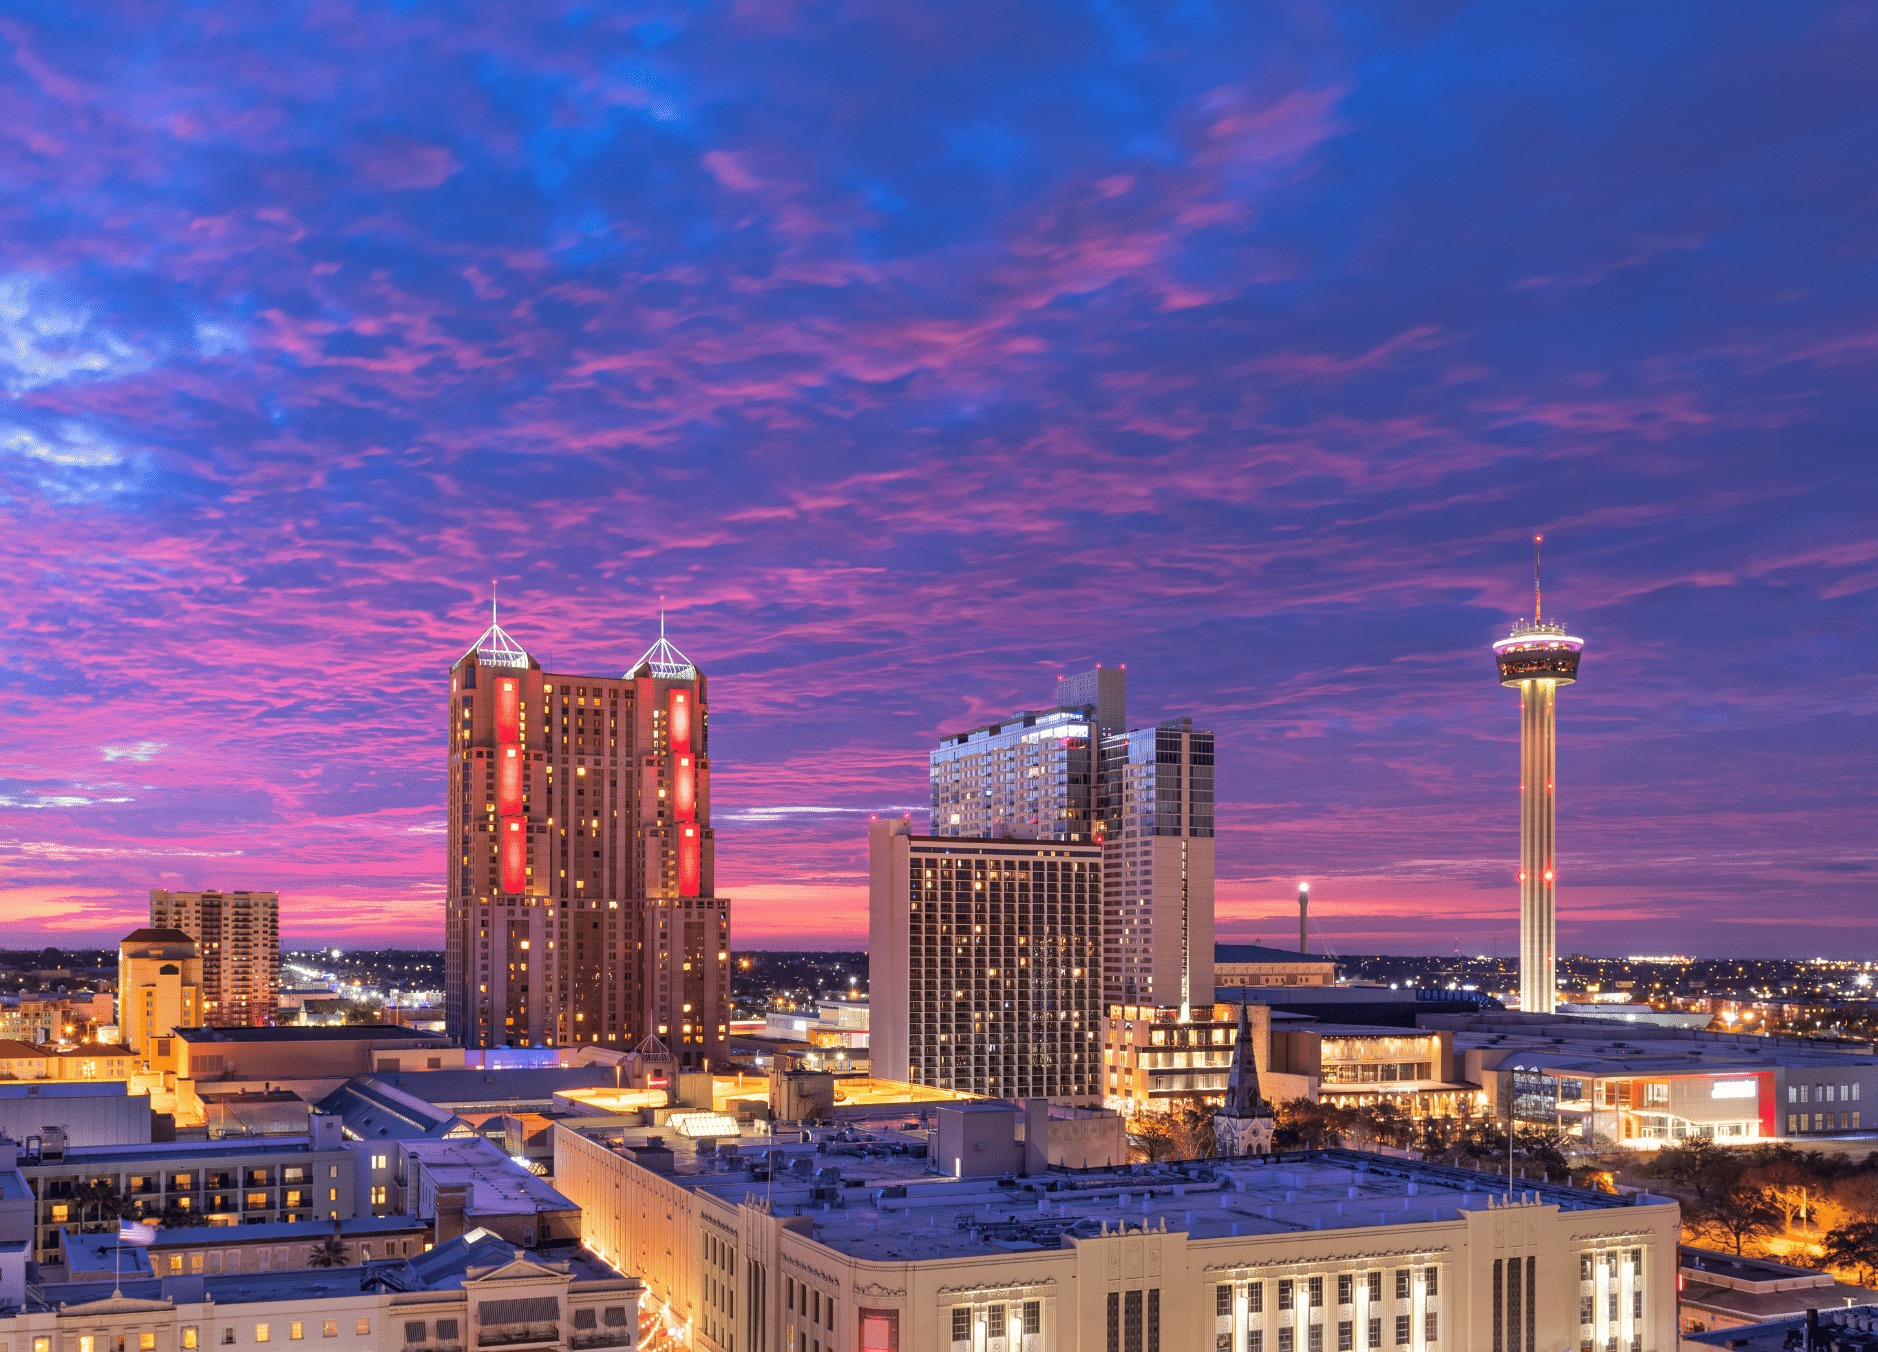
<box><xmin>257</xmin><ymin>1324</ymin><xmax>271</xmax><ymax>1343</ymax></box>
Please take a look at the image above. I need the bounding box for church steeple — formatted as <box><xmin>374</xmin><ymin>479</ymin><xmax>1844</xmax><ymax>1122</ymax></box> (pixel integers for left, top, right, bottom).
<box><xmin>1213</xmin><ymin>1002</ymin><xmax>1275</xmax><ymax>1157</ymax></box>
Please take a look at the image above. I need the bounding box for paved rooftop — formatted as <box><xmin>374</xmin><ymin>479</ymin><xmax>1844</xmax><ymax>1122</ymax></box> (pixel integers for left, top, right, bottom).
<box><xmin>567</xmin><ymin>1125</ymin><xmax>1661</xmax><ymax>1263</ymax></box>
<box><xmin>30</xmin><ymin>1231</ymin><xmax>629</xmax><ymax>1310</ymax></box>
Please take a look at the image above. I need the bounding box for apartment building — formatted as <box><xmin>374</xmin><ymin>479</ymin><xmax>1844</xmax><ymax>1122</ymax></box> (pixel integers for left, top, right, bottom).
<box><xmin>149</xmin><ymin>890</ymin><xmax>280</xmax><ymax>1028</ymax></box>
<box><xmin>14</xmin><ymin>1114</ymin><xmax>356</xmax><ymax>1264</ymax></box>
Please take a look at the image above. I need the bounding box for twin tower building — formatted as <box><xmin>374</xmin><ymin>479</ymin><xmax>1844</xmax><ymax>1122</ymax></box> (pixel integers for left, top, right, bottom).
<box><xmin>444</xmin><ymin>609</ymin><xmax>729</xmax><ymax>1066</ymax></box>
<box><xmin>871</xmin><ymin>666</ymin><xmax>1216</xmax><ymax>1101</ymax></box>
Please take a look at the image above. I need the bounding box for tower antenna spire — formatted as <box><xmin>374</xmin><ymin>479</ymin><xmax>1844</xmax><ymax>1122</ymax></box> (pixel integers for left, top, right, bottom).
<box><xmin>1533</xmin><ymin>535</ymin><xmax>1543</xmax><ymax>624</ymax></box>
<box><xmin>492</xmin><ymin>579</ymin><xmax>499</xmax><ymax>627</ymax></box>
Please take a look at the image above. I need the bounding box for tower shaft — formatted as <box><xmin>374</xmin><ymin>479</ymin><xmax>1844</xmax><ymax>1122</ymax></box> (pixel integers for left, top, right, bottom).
<box><xmin>1518</xmin><ymin>679</ymin><xmax>1557</xmax><ymax>1014</ymax></box>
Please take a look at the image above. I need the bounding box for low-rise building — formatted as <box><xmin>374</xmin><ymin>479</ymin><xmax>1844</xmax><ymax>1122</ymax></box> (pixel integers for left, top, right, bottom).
<box><xmin>14</xmin><ymin>1113</ymin><xmax>357</xmax><ymax>1264</ymax></box>
<box><xmin>0</xmin><ymin>1229</ymin><xmax>640</xmax><ymax>1352</ymax></box>
<box><xmin>555</xmin><ymin>1119</ymin><xmax>1681</xmax><ymax>1352</ymax></box>
<box><xmin>1433</xmin><ymin>1011</ymin><xmax>1878</xmax><ymax>1146</ymax></box>
<box><xmin>1677</xmin><ymin>1247</ymin><xmax>1878</xmax><ymax>1334</ymax></box>
<box><xmin>1214</xmin><ymin>943</ymin><xmax>1338</xmax><ymax>989</ymax></box>
<box><xmin>401</xmin><ymin>1136</ymin><xmax>579</xmax><ymax>1249</ymax></box>
<box><xmin>175</xmin><ymin>1027</ymin><xmax>458</xmax><ymax>1083</ymax></box>
<box><xmin>1100</xmin><ymin>1002</ymin><xmax>1268</xmax><ymax>1111</ymax></box>
<box><xmin>0</xmin><ymin>1081</ymin><xmax>154</xmax><ymax>1148</ymax></box>
<box><xmin>61</xmin><ymin>1215</ymin><xmax>435</xmax><ymax>1281</ymax></box>
<box><xmin>1270</xmin><ymin>1025</ymin><xmax>1480</xmax><ymax>1119</ymax></box>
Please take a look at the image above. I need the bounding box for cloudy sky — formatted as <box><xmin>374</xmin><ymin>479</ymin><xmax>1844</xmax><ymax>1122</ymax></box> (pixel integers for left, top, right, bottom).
<box><xmin>1</xmin><ymin>2</ymin><xmax>1872</xmax><ymax>956</ymax></box>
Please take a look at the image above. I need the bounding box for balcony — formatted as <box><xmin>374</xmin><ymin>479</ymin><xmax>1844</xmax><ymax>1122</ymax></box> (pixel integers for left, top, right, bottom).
<box><xmin>478</xmin><ymin>1327</ymin><xmax>560</xmax><ymax>1349</ymax></box>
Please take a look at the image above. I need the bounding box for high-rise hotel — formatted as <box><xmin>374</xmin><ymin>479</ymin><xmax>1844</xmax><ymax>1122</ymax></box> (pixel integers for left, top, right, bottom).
<box><xmin>926</xmin><ymin>666</ymin><xmax>1215</xmax><ymax>1010</ymax></box>
<box><xmin>873</xmin><ymin>666</ymin><xmax>1216</xmax><ymax>1100</ymax></box>
<box><xmin>445</xmin><ymin>607</ymin><xmax>728</xmax><ymax>1064</ymax></box>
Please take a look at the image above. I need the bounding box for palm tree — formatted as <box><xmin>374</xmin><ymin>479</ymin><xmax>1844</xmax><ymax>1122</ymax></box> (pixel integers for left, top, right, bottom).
<box><xmin>306</xmin><ymin>1234</ymin><xmax>349</xmax><ymax>1268</ymax></box>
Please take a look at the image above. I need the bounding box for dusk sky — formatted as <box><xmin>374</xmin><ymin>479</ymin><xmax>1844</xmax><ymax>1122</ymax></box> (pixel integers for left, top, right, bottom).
<box><xmin>2</xmin><ymin>3</ymin><xmax>1872</xmax><ymax>957</ymax></box>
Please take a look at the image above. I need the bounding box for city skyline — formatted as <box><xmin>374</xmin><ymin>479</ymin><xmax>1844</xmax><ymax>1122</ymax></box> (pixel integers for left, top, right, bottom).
<box><xmin>1</xmin><ymin>5</ymin><xmax>1873</xmax><ymax>957</ymax></box>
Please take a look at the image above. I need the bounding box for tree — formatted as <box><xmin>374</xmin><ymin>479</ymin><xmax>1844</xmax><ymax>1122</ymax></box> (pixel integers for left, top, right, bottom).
<box><xmin>1129</xmin><ymin>1101</ymin><xmax>1216</xmax><ymax>1162</ymax></box>
<box><xmin>306</xmin><ymin>1235</ymin><xmax>350</xmax><ymax>1268</ymax></box>
<box><xmin>1822</xmin><ymin>1220</ymin><xmax>1878</xmax><ymax>1287</ymax></box>
<box><xmin>74</xmin><ymin>1180</ymin><xmax>134</xmax><ymax>1232</ymax></box>
<box><xmin>1690</xmin><ymin>1180</ymin><xmax>1780</xmax><ymax>1255</ymax></box>
<box><xmin>1274</xmin><ymin>1100</ymin><xmax>1349</xmax><ymax>1152</ymax></box>
<box><xmin>157</xmin><ymin>1200</ymin><xmax>209</xmax><ymax>1230</ymax></box>
<box><xmin>1512</xmin><ymin>1125</ymin><xmax>1570</xmax><ymax>1183</ymax></box>
<box><xmin>1643</xmin><ymin>1138</ymin><xmax>1742</xmax><ymax>1206</ymax></box>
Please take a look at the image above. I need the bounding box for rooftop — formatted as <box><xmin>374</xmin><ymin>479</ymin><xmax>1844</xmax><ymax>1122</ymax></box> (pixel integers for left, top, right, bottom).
<box><xmin>1446</xmin><ymin>1015</ymin><xmax>1878</xmax><ymax>1072</ymax></box>
<box><xmin>0</xmin><ymin>1080</ymin><xmax>139</xmax><ymax>1100</ymax></box>
<box><xmin>317</xmin><ymin>1076</ymin><xmax>471</xmax><ymax>1141</ymax></box>
<box><xmin>177</xmin><ymin>1025</ymin><xmax>450</xmax><ymax>1045</ymax></box>
<box><xmin>405</xmin><ymin>1136</ymin><xmax>576</xmax><ymax>1216</ymax></box>
<box><xmin>120</xmin><ymin>927</ymin><xmax>197</xmax><ymax>946</ymax></box>
<box><xmin>564</xmin><ymin>1125</ymin><xmax>1660</xmax><ymax>1263</ymax></box>
<box><xmin>1685</xmin><ymin>1306</ymin><xmax>1878</xmax><ymax>1351</ymax></box>
<box><xmin>366</xmin><ymin>1065</ymin><xmax>622</xmax><ymax>1108</ymax></box>
<box><xmin>36</xmin><ymin>1134</ymin><xmax>341</xmax><ymax>1168</ymax></box>
<box><xmin>30</xmin><ymin>1230</ymin><xmax>629</xmax><ymax>1312</ymax></box>
<box><xmin>1216</xmin><ymin>944</ymin><xmax>1337</xmax><ymax>966</ymax></box>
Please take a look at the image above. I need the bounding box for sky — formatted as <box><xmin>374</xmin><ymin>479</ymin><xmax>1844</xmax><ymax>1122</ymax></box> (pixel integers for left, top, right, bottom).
<box><xmin>1</xmin><ymin>2</ymin><xmax>1873</xmax><ymax>958</ymax></box>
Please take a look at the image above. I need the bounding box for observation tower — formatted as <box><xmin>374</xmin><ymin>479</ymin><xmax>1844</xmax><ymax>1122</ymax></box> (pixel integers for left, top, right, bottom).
<box><xmin>1492</xmin><ymin>537</ymin><xmax>1585</xmax><ymax>1015</ymax></box>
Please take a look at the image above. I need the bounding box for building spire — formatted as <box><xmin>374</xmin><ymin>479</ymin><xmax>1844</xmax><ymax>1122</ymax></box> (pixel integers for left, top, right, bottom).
<box><xmin>1533</xmin><ymin>535</ymin><xmax>1543</xmax><ymax>624</ymax></box>
<box><xmin>464</xmin><ymin>582</ymin><xmax>530</xmax><ymax>669</ymax></box>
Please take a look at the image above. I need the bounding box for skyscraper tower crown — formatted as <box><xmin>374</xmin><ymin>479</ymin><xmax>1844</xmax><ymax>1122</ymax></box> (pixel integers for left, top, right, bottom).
<box><xmin>1492</xmin><ymin>538</ymin><xmax>1582</xmax><ymax>684</ymax></box>
<box><xmin>466</xmin><ymin>584</ymin><xmax>534</xmax><ymax>670</ymax></box>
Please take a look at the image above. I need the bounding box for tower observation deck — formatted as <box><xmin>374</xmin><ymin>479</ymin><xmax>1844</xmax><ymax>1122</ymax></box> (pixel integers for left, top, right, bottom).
<box><xmin>1492</xmin><ymin>538</ymin><xmax>1585</xmax><ymax>1015</ymax></box>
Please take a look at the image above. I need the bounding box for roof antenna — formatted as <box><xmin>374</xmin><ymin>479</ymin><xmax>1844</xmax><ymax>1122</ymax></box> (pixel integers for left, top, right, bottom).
<box><xmin>1532</xmin><ymin>535</ymin><xmax>1543</xmax><ymax>624</ymax></box>
<box><xmin>660</xmin><ymin>594</ymin><xmax>666</xmax><ymax>639</ymax></box>
<box><xmin>492</xmin><ymin>579</ymin><xmax>499</xmax><ymax>627</ymax></box>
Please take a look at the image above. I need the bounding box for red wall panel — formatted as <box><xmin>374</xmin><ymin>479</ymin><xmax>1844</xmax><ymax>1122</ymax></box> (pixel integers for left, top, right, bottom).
<box><xmin>496</xmin><ymin>677</ymin><xmax>520</xmax><ymax>744</ymax></box>
<box><xmin>669</xmin><ymin>688</ymin><xmax>691</xmax><ymax>751</ymax></box>
<box><xmin>498</xmin><ymin>746</ymin><xmax>523</xmax><ymax>815</ymax></box>
<box><xmin>679</xmin><ymin>826</ymin><xmax>700</xmax><ymax>897</ymax></box>
<box><xmin>502</xmin><ymin>818</ymin><xmax>527</xmax><ymax>893</ymax></box>
<box><xmin>674</xmin><ymin>754</ymin><xmax>695</xmax><ymax>821</ymax></box>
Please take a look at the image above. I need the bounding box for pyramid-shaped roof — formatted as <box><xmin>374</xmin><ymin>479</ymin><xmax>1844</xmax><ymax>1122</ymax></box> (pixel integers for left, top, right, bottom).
<box><xmin>625</xmin><ymin>611</ymin><xmax>697</xmax><ymax>680</ymax></box>
<box><xmin>462</xmin><ymin>586</ymin><xmax>532</xmax><ymax>670</ymax></box>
